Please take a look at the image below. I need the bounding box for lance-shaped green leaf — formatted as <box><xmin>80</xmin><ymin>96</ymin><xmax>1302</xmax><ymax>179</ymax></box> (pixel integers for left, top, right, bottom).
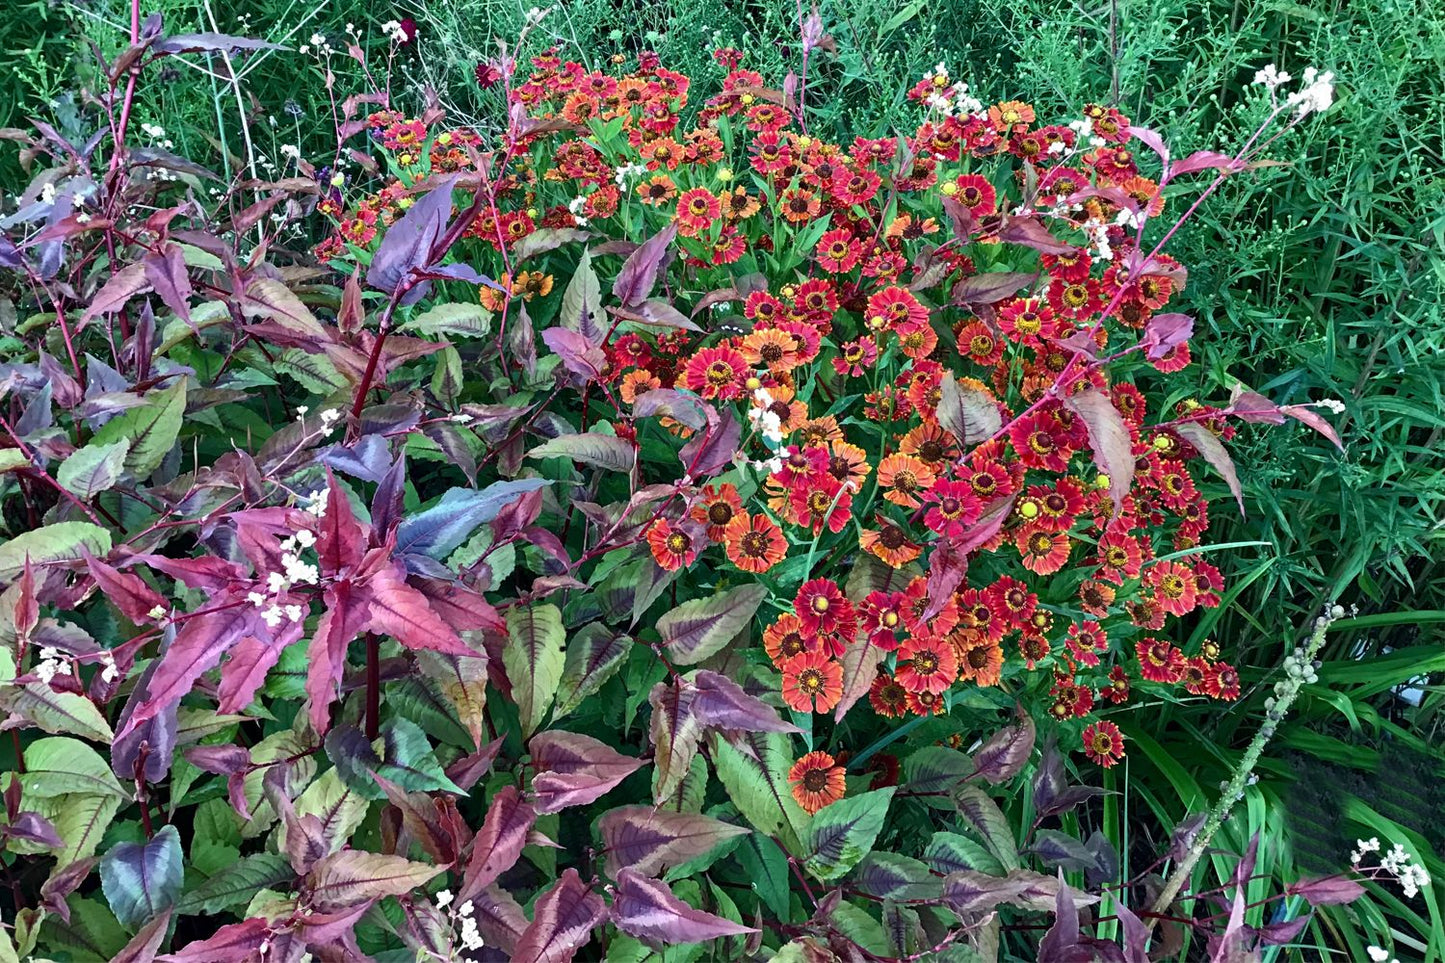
<box><xmin>502</xmin><ymin>604</ymin><xmax>566</xmax><ymax>737</ymax></box>
<box><xmin>1063</xmin><ymin>387</ymin><xmax>1135</xmax><ymax>519</ymax></box>
<box><xmin>325</xmin><ymin>718</ymin><xmax>462</xmax><ymax>801</ymax></box>
<box><xmin>415</xmin><ymin>650</ymin><xmax>489</xmax><ymax>750</ymax></box>
<box><xmin>0</xmin><ymin>521</ymin><xmax>113</xmax><ymax>583</ymax></box>
<box><xmin>280</xmin><ymin>769</ymin><xmax>369</xmax><ymax>859</ymax></box>
<box><xmin>657</xmin><ymin>583</ymin><xmax>766</xmax><ymax>665</ymax></box>
<box><xmin>90</xmin><ymin>378</ymin><xmax>186</xmax><ymax>478</ymax></box>
<box><xmin>100</xmin><ymin>825</ymin><xmax>184</xmax><ymax>927</ymax></box>
<box><xmin>305</xmin><ymin>851</ymin><xmax>443</xmax><ymax>911</ymax></box>
<box><xmin>25</xmin><ymin>792</ymin><xmax>122</xmax><ymax>869</ymax></box>
<box><xmin>527</xmin><ymin>432</ymin><xmax>635</xmax><ymax>473</ymax></box>
<box><xmin>553</xmin><ymin>625</ymin><xmax>631</xmax><ymax>720</ymax></box>
<box><xmin>901</xmin><ymin>746</ymin><xmax>975</xmax><ymax>798</ymax></box>
<box><xmin>56</xmin><ymin>439</ymin><xmax>130</xmax><ymax>499</ymax></box>
<box><xmin>804</xmin><ymin>787</ymin><xmax>894</xmax><ymax>880</ymax></box>
<box><xmin>20</xmin><ymin>738</ymin><xmax>127</xmax><ymax>799</ymax></box>
<box><xmin>174</xmin><ymin>853</ymin><xmax>293</xmax><ymax>915</ymax></box>
<box><xmin>709</xmin><ymin>731</ymin><xmax>809</xmax><ymax>854</ymax></box>
<box><xmin>403</xmin><ymin>302</ymin><xmax>493</xmax><ymax>338</ymax></box>
<box><xmin>853</xmin><ymin>852</ymin><xmax>944</xmax><ymax>901</ymax></box>
<box><xmin>649</xmin><ymin>682</ymin><xmax>702</xmax><ymax>805</ymax></box>
<box><xmin>953</xmin><ymin>784</ymin><xmax>1020</xmax><ymax>871</ymax></box>
<box><xmin>599</xmin><ymin>806</ymin><xmax>750</xmax><ymax>881</ymax></box>
<box><xmin>924</xmin><ymin>831</ymin><xmax>1006</xmax><ymax>876</ymax></box>
<box><xmin>0</xmin><ymin>682</ymin><xmax>114</xmax><ymax>743</ymax></box>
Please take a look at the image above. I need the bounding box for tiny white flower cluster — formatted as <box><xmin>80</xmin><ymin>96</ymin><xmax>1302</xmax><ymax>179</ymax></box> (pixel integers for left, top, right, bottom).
<box><xmin>1080</xmin><ymin>216</ymin><xmax>1113</xmax><ymax>264</ymax></box>
<box><xmin>525</xmin><ymin>6</ymin><xmax>552</xmax><ymax>25</ymax></box>
<box><xmin>297</xmin><ymin>407</ymin><xmax>343</xmax><ymax>437</ymax></box>
<box><xmin>97</xmin><ymin>650</ymin><xmax>120</xmax><ymax>685</ymax></box>
<box><xmin>921</xmin><ymin>63</ymin><xmax>984</xmax><ymax>120</ymax></box>
<box><xmin>299</xmin><ymin>32</ymin><xmax>337</xmax><ymax>57</ymax></box>
<box><xmin>435</xmin><ymin>890</ymin><xmax>484</xmax><ymax>951</ymax></box>
<box><xmin>246</xmin><ymin>502</ymin><xmax>327</xmax><ymax>629</ymax></box>
<box><xmin>1317</xmin><ymin>398</ymin><xmax>1346</xmax><ymax>414</ymax></box>
<box><xmin>568</xmin><ymin>195</ymin><xmax>590</xmax><ymax>227</ymax></box>
<box><xmin>613</xmin><ymin>162</ymin><xmax>648</xmax><ymax>186</ymax></box>
<box><xmin>746</xmin><ymin>387</ymin><xmax>785</xmax><ymax>445</ymax></box>
<box><xmin>1068</xmin><ymin>117</ymin><xmax>1107</xmax><ymax>150</ymax></box>
<box><xmin>279</xmin><ymin>144</ymin><xmax>301</xmax><ymax>161</ymax></box>
<box><xmin>1368</xmin><ymin>948</ymin><xmax>1399</xmax><ymax>963</ymax></box>
<box><xmin>1354</xmin><ymin>838</ymin><xmax>1432</xmax><ymax>899</ymax></box>
<box><xmin>1253</xmin><ymin>64</ymin><xmax>1336</xmax><ymax>118</ymax></box>
<box><xmin>380</xmin><ymin>20</ymin><xmax>411</xmax><ymax>44</ymax></box>
<box><xmin>33</xmin><ymin>647</ymin><xmax>67</xmax><ymax>686</ymax></box>
<box><xmin>139</xmin><ymin>123</ymin><xmax>174</xmax><ymax>149</ymax></box>
<box><xmin>40</xmin><ymin>182</ymin><xmax>57</xmax><ymax>205</ymax></box>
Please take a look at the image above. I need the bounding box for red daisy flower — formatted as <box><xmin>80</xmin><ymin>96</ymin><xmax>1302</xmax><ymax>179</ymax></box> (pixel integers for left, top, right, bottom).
<box><xmin>794</xmin><ymin>579</ymin><xmax>855</xmax><ymax>639</ymax></box>
<box><xmin>1016</xmin><ymin>527</ymin><xmax>1073</xmax><ymax>575</ymax></box>
<box><xmin>1082</xmin><ymin>720</ymin><xmax>1125</xmax><ymax>768</ymax></box>
<box><xmin>857</xmin><ymin>591</ymin><xmax>908</xmax><ymax>651</ymax></box>
<box><xmin>1203</xmin><ymin>662</ymin><xmax>1240</xmax><ymax>701</ymax></box>
<box><xmin>682</xmin><ymin>345</ymin><xmax>749</xmax><ymax>401</ymax></box>
<box><xmin>1008</xmin><ymin>410</ymin><xmax>1073</xmax><ymax>472</ymax></box>
<box><xmin>869</xmin><ymin>672</ymin><xmax>909</xmax><ymax>718</ymax></box>
<box><xmin>922</xmin><ymin>479</ymin><xmax>983</xmax><ymax>538</ymax></box>
<box><xmin>1101</xmin><ymin>665</ymin><xmax>1131</xmax><ymax>704</ymax></box>
<box><xmin>1135</xmin><ymin>637</ymin><xmax>1184</xmax><ymax>683</ymax></box>
<box><xmin>1145</xmin><ymin>560</ymin><xmax>1200</xmax><ymax>617</ymax></box>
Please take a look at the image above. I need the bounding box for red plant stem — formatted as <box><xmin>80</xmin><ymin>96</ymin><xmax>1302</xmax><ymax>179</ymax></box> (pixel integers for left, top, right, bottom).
<box><xmin>134</xmin><ymin>746</ymin><xmax>154</xmax><ymax>839</ymax></box>
<box><xmin>0</xmin><ymin>415</ymin><xmax>105</xmax><ymax>525</ymax></box>
<box><xmin>107</xmin><ymin>0</ymin><xmax>143</xmax><ymax>180</ymax></box>
<box><xmin>365</xmin><ymin>633</ymin><xmax>381</xmax><ymax>741</ymax></box>
<box><xmin>347</xmin><ymin>284</ymin><xmax>410</xmax><ymax>438</ymax></box>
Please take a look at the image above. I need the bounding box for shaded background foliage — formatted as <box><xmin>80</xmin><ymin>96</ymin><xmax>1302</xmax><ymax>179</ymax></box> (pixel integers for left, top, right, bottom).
<box><xmin>3</xmin><ymin>0</ymin><xmax>1442</xmax><ymax>956</ymax></box>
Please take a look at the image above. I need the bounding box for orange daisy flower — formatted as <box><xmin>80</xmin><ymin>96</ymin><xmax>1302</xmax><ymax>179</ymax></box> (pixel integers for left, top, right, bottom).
<box><xmin>763</xmin><ymin>613</ymin><xmax>811</xmax><ymax>665</ymax></box>
<box><xmin>690</xmin><ymin>484</ymin><xmax>743</xmax><ymax>540</ymax></box>
<box><xmin>636</xmin><ymin>174</ymin><xmax>679</xmax><ymax>206</ymax></box>
<box><xmin>681</xmin><ymin>345</ymin><xmax>748</xmax><ymax>401</ymax></box>
<box><xmin>646</xmin><ymin>519</ymin><xmax>698</xmax><ymax>571</ymax></box>
<box><xmin>780</xmin><ymin>651</ymin><xmax>844</xmax><ymax>714</ymax></box>
<box><xmin>742</xmin><ymin>328</ymin><xmax>801</xmax><ymax>372</ymax></box>
<box><xmin>876</xmin><ymin>454</ymin><xmax>935</xmax><ymax>508</ymax></box>
<box><xmin>896</xmin><ymin>635</ymin><xmax>959</xmax><ymax>695</ymax></box>
<box><xmin>724</xmin><ymin>512</ymin><xmax>788</xmax><ymax>573</ymax></box>
<box><xmin>620</xmin><ymin>369</ymin><xmax>662</xmax><ymax>404</ymax></box>
<box><xmin>957</xmin><ymin>639</ymin><xmax>1004</xmax><ymax>687</ymax></box>
<box><xmin>858</xmin><ymin>521</ymin><xmax>923</xmax><ymax>568</ymax></box>
<box><xmin>788</xmin><ymin>750</ymin><xmax>846</xmax><ymax>814</ymax></box>
<box><xmin>779</xmin><ymin>187</ymin><xmax>821</xmax><ymax>223</ymax></box>
<box><xmin>1016</xmin><ymin>527</ymin><xmax>1072</xmax><ymax>575</ymax></box>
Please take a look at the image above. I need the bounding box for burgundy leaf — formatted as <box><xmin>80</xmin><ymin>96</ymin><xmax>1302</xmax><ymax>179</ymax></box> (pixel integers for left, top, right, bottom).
<box><xmin>941</xmin><ymin>870</ymin><xmax>1034</xmax><ymax>916</ymax></box>
<box><xmin>217</xmin><ymin>629</ymin><xmax>299</xmax><ymax>714</ymax></box>
<box><xmin>1063</xmin><ymin>388</ymin><xmax>1135</xmax><ymax>520</ymax></box>
<box><xmin>612</xmin><ymin>869</ymin><xmax>756</xmax><ymax>942</ymax></box>
<box><xmin>599</xmin><ymin>806</ymin><xmax>750</xmax><ymax>879</ymax></box>
<box><xmin>1280</xmin><ymin>404</ymin><xmax>1344</xmax><ymax>451</ymax></box>
<box><xmin>971</xmin><ymin>710</ymin><xmax>1036</xmax><ymax>785</ymax></box>
<box><xmin>1142</xmin><ymin>312</ymin><xmax>1194</xmax><ymax>359</ymax></box>
<box><xmin>184</xmin><ymin>744</ymin><xmax>251</xmax><ymax>775</ymax></box>
<box><xmin>511</xmin><ymin>868</ymin><xmax>608</xmax><ymax>963</ymax></box>
<box><xmin>1168</xmin><ymin>149</ymin><xmax>1240</xmax><ymax>178</ymax></box>
<box><xmin>921</xmin><ymin>535</ymin><xmax>968</xmax><ymax>623</ymax></box>
<box><xmin>1126</xmin><ymin>125</ymin><xmax>1169</xmax><ymax>166</ymax></box>
<box><xmin>458</xmin><ymin>785</ymin><xmax>536</xmax><ymax>904</ymax></box>
<box><xmin>937</xmin><ymin>372</ymin><xmax>1003</xmax><ymax>447</ymax></box>
<box><xmin>649</xmin><ymin>682</ymin><xmax>703</xmax><ymax>804</ymax></box>
<box><xmin>1256</xmin><ymin>916</ymin><xmax>1311</xmax><ymax>945</ymax></box>
<box><xmin>691</xmin><ymin>671</ymin><xmax>800</xmax><ymax>734</ymax></box>
<box><xmin>1113</xmin><ymin>899</ymin><xmax>1150</xmax><ymax>963</ymax></box>
<box><xmin>364</xmin><ymin>566</ymin><xmax>476</xmax><ymax>657</ymax></box>
<box><xmin>541</xmin><ymin>327</ymin><xmax>607</xmax><ymax>383</ymax></box>
<box><xmin>951</xmin><ymin>271</ymin><xmax>1037</xmax><ymax>307</ymax></box>
<box><xmin>366</xmin><ymin>177</ymin><xmax>454</xmax><ymax>305</ymax></box>
<box><xmin>112</xmin><ymin>907</ymin><xmax>172</xmax><ymax>963</ymax></box>
<box><xmin>305</xmin><ymin>851</ymin><xmax>443</xmax><ymax>911</ymax></box>
<box><xmin>142</xmin><ymin>244</ymin><xmax>192</xmax><ymax>325</ymax></box>
<box><xmin>305</xmin><ymin>581</ymin><xmax>366</xmax><ymax>734</ymax></box>
<box><xmin>833</xmin><ymin>631</ymin><xmax>886</xmax><ymax>722</ymax></box>
<box><xmin>157</xmin><ymin>917</ymin><xmax>272</xmax><ymax>962</ymax></box>
<box><xmin>998</xmin><ymin>216</ymin><xmax>1077</xmax><ymax>255</ymax></box>
<box><xmin>446</xmin><ymin>737</ymin><xmax>504</xmax><ymax>791</ymax></box>
<box><xmin>1175</xmin><ymin>422</ymin><xmax>1245</xmax><ymax>517</ymax></box>
<box><xmin>1286</xmin><ymin>874</ymin><xmax>1366</xmax><ymax>906</ymax></box>
<box><xmin>529</xmin><ymin>730</ymin><xmax>646</xmax><ymax>814</ymax></box>
<box><xmin>117</xmin><ymin>605</ymin><xmax>253</xmax><ymax>740</ymax></box>
<box><xmin>631</xmin><ymin>389</ymin><xmax>710</xmax><ymax>431</ymax></box>
<box><xmin>5</xmin><ymin>811</ymin><xmax>63</xmax><ymax>848</ymax></box>
<box><xmin>940</xmin><ymin>196</ymin><xmax>977</xmax><ymax>241</ymax></box>
<box><xmin>84</xmin><ymin>554</ymin><xmax>168</xmax><ymax>625</ymax></box>
<box><xmin>612</xmin><ymin>224</ymin><xmax>677</xmax><ymax>307</ymax></box>
<box><xmin>318</xmin><ymin>470</ymin><xmax>365</xmax><ymax>577</ymax></box>
<box><xmin>1229</xmin><ymin>390</ymin><xmax>1286</xmax><ymax>425</ymax></box>
<box><xmin>111</xmin><ymin>662</ymin><xmax>179</xmax><ymax>784</ymax></box>
<box><xmin>678</xmin><ymin>407</ymin><xmax>741</xmax><ymax>477</ymax></box>
<box><xmin>1036</xmin><ymin>870</ymin><xmax>1089</xmax><ymax>962</ymax></box>
<box><xmin>80</xmin><ymin>262</ymin><xmax>152</xmax><ymax>327</ymax></box>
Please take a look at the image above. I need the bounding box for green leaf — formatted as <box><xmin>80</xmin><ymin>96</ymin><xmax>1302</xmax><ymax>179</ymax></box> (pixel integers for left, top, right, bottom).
<box><xmin>306</xmin><ymin>851</ymin><xmax>442</xmax><ymax>911</ymax></box>
<box><xmin>709</xmin><ymin>731</ymin><xmax>810</xmax><ymax>854</ymax></box>
<box><xmin>734</xmin><ymin>831</ymin><xmax>792</xmax><ymax>921</ymax></box>
<box><xmin>55</xmin><ymin>439</ymin><xmax>130</xmax><ymax>499</ymax></box>
<box><xmin>91</xmin><ymin>378</ymin><xmax>187</xmax><ymax>478</ymax></box>
<box><xmin>561</xmin><ymin>249</ymin><xmax>603</xmax><ymax>337</ymax></box>
<box><xmin>34</xmin><ymin>793</ymin><xmax>124</xmax><ymax>868</ymax></box>
<box><xmin>282</xmin><ymin>768</ymin><xmax>369</xmax><ymax>856</ymax></box>
<box><xmin>327</xmin><ymin>718</ymin><xmax>461</xmax><ymax>801</ymax></box>
<box><xmin>502</xmin><ymin>604</ymin><xmax>566</xmax><ymax>737</ymax></box>
<box><xmin>953</xmin><ymin>785</ymin><xmax>1020</xmax><ymax>871</ymax></box>
<box><xmin>175</xmin><ymin>853</ymin><xmax>293</xmax><ymax>915</ymax></box>
<box><xmin>20</xmin><ymin>738</ymin><xmax>127</xmax><ymax>799</ymax></box>
<box><xmin>274</xmin><ymin>349</ymin><xmax>347</xmax><ymax>393</ymax></box>
<box><xmin>902</xmin><ymin>746</ymin><xmax>975</xmax><ymax>805</ymax></box>
<box><xmin>805</xmin><ymin>787</ymin><xmax>894</xmax><ymax>880</ymax></box>
<box><xmin>527</xmin><ymin>432</ymin><xmax>636</xmax><ymax>473</ymax></box>
<box><xmin>923</xmin><ymin>831</ymin><xmax>1005</xmax><ymax>876</ymax></box>
<box><xmin>0</xmin><ymin>521</ymin><xmax>114</xmax><ymax>582</ymax></box>
<box><xmin>825</xmin><ymin>900</ymin><xmax>892</xmax><ymax>955</ymax></box>
<box><xmin>554</xmin><ymin>624</ymin><xmax>632</xmax><ymax>719</ymax></box>
<box><xmin>0</xmin><ymin>682</ymin><xmax>114</xmax><ymax>742</ymax></box>
<box><xmin>404</xmin><ymin>302</ymin><xmax>492</xmax><ymax>338</ymax></box>
<box><xmin>657</xmin><ymin>583</ymin><xmax>767</xmax><ymax>665</ymax></box>
<box><xmin>100</xmin><ymin>825</ymin><xmax>184</xmax><ymax>927</ymax></box>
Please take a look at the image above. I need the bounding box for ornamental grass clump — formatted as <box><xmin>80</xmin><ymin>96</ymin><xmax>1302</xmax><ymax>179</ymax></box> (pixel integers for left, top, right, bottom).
<box><xmin>0</xmin><ymin>5</ymin><xmax>1371</xmax><ymax>960</ymax></box>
